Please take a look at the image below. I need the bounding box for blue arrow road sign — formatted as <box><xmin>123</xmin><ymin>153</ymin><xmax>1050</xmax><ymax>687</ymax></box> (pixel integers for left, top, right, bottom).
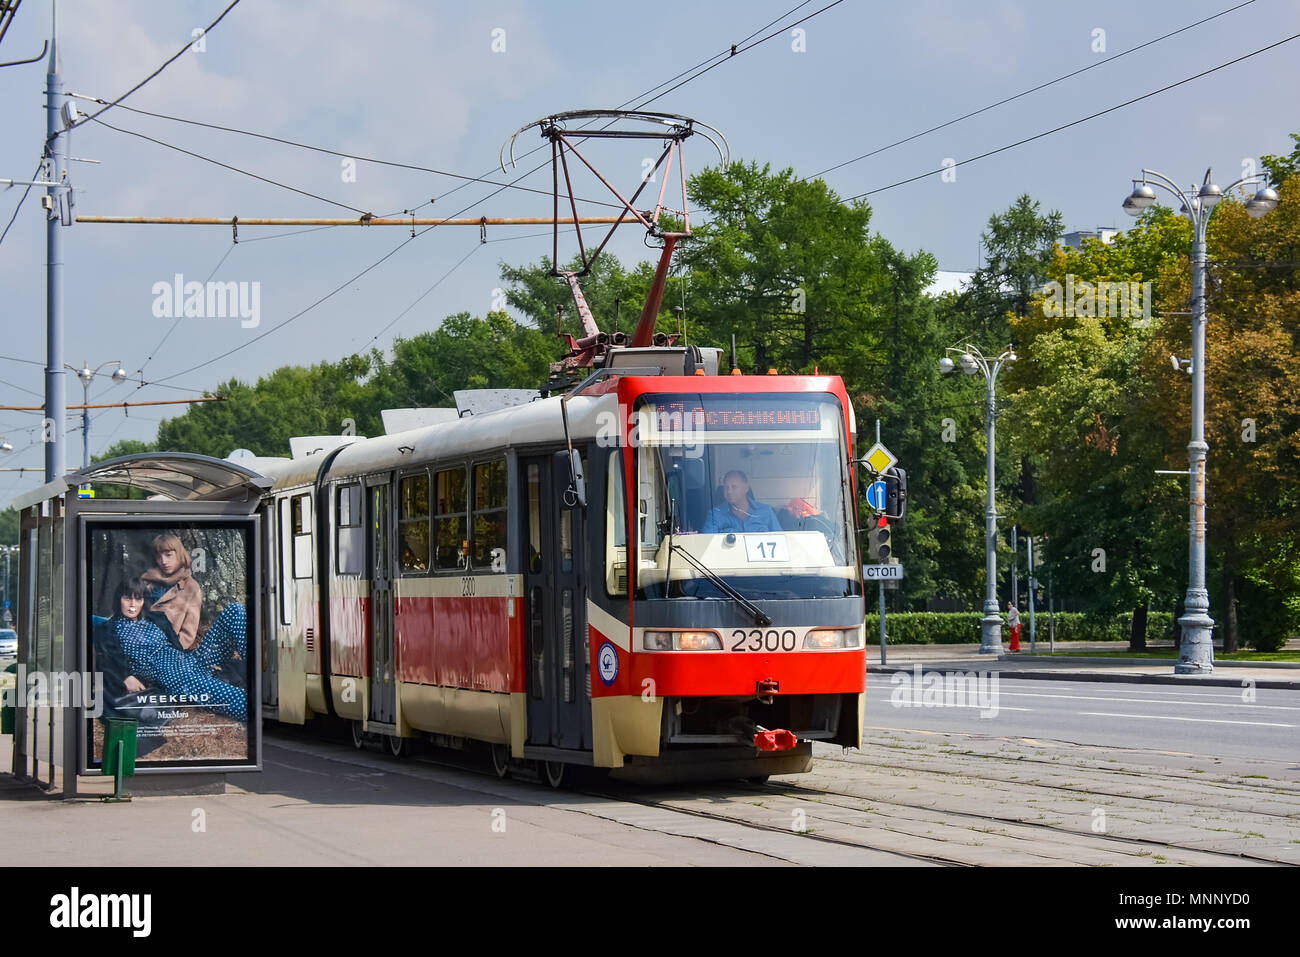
<box><xmin>866</xmin><ymin>480</ymin><xmax>886</xmax><ymax>511</ymax></box>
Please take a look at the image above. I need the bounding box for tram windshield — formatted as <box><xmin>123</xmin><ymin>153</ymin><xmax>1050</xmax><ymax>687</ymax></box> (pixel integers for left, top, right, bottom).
<box><xmin>631</xmin><ymin>393</ymin><xmax>860</xmax><ymax>601</ymax></box>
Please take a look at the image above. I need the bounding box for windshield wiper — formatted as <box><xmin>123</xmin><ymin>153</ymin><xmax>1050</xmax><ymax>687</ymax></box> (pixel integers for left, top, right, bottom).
<box><xmin>669</xmin><ymin>542</ymin><xmax>773</xmax><ymax>627</ymax></box>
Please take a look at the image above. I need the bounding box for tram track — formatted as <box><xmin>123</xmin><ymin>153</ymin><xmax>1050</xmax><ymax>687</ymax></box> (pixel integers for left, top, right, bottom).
<box><xmin>264</xmin><ymin>724</ymin><xmax>1296</xmax><ymax>866</ymax></box>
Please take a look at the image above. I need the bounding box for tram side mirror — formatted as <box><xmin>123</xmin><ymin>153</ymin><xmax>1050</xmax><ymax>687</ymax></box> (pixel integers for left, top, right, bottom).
<box><xmin>567</xmin><ymin>449</ymin><xmax>586</xmax><ymax>508</ymax></box>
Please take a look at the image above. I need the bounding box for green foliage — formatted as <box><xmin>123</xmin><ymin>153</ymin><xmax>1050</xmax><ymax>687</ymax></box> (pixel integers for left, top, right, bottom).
<box><xmin>683</xmin><ymin>160</ymin><xmax>885</xmax><ymax>374</ymax></box>
<box><xmin>140</xmin><ymin>312</ymin><xmax>559</xmax><ymax>459</ymax></box>
<box><xmin>1262</xmin><ymin>133</ymin><xmax>1300</xmax><ymax>188</ymax></box>
<box><xmin>884</xmin><ymin>611</ymin><xmax>1173</xmax><ymax>644</ymax></box>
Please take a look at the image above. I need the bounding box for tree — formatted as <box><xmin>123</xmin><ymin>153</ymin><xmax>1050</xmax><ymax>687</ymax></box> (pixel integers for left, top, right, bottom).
<box><xmin>682</xmin><ymin>161</ymin><xmax>885</xmax><ymax>374</ymax></box>
<box><xmin>965</xmin><ymin>194</ymin><xmax>1065</xmax><ymax>342</ymax></box>
<box><xmin>1008</xmin><ymin>209</ymin><xmax>1190</xmax><ymax>636</ymax></box>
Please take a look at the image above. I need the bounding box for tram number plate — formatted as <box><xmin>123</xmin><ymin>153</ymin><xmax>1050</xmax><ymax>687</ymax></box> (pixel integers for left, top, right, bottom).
<box><xmin>744</xmin><ymin>535</ymin><xmax>788</xmax><ymax>562</ymax></box>
<box><xmin>730</xmin><ymin>629</ymin><xmax>798</xmax><ymax>652</ymax></box>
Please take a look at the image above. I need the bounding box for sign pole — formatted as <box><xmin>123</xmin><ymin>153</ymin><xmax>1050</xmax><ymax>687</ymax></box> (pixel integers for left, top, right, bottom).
<box><xmin>876</xmin><ymin>420</ymin><xmax>886</xmax><ymax>666</ymax></box>
<box><xmin>1027</xmin><ymin>535</ymin><xmax>1036</xmax><ymax>653</ymax></box>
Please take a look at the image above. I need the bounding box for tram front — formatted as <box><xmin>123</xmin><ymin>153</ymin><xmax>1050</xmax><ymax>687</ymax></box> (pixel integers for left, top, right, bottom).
<box><xmin>588</xmin><ymin>374</ymin><xmax>866</xmax><ymax>777</ymax></box>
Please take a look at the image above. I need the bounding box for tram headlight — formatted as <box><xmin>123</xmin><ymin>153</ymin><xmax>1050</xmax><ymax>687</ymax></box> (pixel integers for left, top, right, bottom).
<box><xmin>804</xmin><ymin>628</ymin><xmax>861</xmax><ymax>649</ymax></box>
<box><xmin>644</xmin><ymin>631</ymin><xmax>674</xmax><ymax>651</ymax></box>
<box><xmin>642</xmin><ymin>630</ymin><xmax>722</xmax><ymax>651</ymax></box>
<box><xmin>677</xmin><ymin>631</ymin><xmax>722</xmax><ymax>651</ymax></box>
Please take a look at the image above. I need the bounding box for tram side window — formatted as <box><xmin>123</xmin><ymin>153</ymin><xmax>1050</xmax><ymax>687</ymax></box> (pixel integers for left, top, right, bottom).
<box><xmin>526</xmin><ymin>463</ymin><xmax>542</xmax><ymax>573</ymax></box>
<box><xmin>291</xmin><ymin>493</ymin><xmax>313</xmax><ymax>580</ymax></box>
<box><xmin>434</xmin><ymin>466</ymin><xmax>468</xmax><ymax>571</ymax></box>
<box><xmin>471</xmin><ymin>459</ymin><xmax>507</xmax><ymax>570</ymax></box>
<box><xmin>606</xmin><ymin>451</ymin><xmax>628</xmax><ymax>596</ymax></box>
<box><xmin>398</xmin><ymin>473</ymin><xmax>430</xmax><ymax>574</ymax></box>
<box><xmin>335</xmin><ymin>483</ymin><xmax>364</xmax><ymax>576</ymax></box>
<box><xmin>278</xmin><ymin>497</ymin><xmax>293</xmax><ymax>624</ymax></box>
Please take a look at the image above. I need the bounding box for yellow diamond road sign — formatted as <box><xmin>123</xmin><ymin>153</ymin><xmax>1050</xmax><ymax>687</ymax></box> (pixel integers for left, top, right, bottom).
<box><xmin>863</xmin><ymin>442</ymin><xmax>897</xmax><ymax>475</ymax></box>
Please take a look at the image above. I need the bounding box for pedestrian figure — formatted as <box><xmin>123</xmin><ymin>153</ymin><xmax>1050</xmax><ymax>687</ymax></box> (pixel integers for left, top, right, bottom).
<box><xmin>1007</xmin><ymin>601</ymin><xmax>1021</xmax><ymax>652</ymax></box>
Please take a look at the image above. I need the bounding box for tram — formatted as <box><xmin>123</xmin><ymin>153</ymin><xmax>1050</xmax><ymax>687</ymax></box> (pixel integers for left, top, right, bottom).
<box><xmin>248</xmin><ymin>110</ymin><xmax>867</xmax><ymax>784</ymax></box>
<box><xmin>251</xmin><ymin>357</ymin><xmax>865</xmax><ymax>785</ymax></box>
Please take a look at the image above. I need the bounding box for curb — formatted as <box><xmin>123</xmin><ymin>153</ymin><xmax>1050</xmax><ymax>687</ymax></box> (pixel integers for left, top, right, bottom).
<box><xmin>868</xmin><ymin>662</ymin><xmax>1300</xmax><ymax>690</ymax></box>
<box><xmin>1004</xmin><ymin>654</ymin><xmax>1300</xmax><ymax>670</ymax></box>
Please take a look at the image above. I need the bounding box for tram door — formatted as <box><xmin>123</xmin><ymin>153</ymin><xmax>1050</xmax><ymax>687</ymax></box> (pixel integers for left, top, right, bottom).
<box><xmin>367</xmin><ymin>481</ymin><xmax>397</xmax><ymax>726</ymax></box>
<box><xmin>260</xmin><ymin>501</ymin><xmax>278</xmax><ymax>709</ymax></box>
<box><xmin>522</xmin><ymin>453</ymin><xmax>592</xmax><ymax>750</ymax></box>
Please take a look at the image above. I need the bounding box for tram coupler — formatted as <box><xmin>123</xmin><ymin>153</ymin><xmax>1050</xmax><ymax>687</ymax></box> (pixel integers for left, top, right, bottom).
<box><xmin>730</xmin><ymin>717</ymin><xmax>798</xmax><ymax>752</ymax></box>
<box><xmin>755</xmin><ymin>678</ymin><xmax>779</xmax><ymax>704</ymax></box>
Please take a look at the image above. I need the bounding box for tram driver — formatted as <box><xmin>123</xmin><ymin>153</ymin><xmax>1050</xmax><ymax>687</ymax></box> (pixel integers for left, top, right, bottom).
<box><xmin>701</xmin><ymin>470</ymin><xmax>783</xmax><ymax>533</ymax></box>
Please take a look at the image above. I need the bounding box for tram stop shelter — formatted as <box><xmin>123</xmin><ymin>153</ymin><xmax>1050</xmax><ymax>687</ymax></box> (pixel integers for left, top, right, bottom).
<box><xmin>6</xmin><ymin>453</ymin><xmax>269</xmax><ymax>797</ymax></box>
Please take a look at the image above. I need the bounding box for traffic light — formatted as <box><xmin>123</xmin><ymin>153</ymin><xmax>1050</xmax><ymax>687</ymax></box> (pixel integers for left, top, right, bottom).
<box><xmin>884</xmin><ymin>467</ymin><xmax>907</xmax><ymax>520</ymax></box>
<box><xmin>871</xmin><ymin>517</ymin><xmax>892</xmax><ymax>562</ymax></box>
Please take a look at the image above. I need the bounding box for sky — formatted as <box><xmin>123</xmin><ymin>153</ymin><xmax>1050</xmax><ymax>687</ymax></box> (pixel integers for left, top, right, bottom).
<box><xmin>1</xmin><ymin>0</ymin><xmax>1297</xmax><ymax>506</ymax></box>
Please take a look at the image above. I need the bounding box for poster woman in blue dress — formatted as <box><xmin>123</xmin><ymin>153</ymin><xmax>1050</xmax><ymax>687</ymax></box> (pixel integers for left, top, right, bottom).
<box><xmin>103</xmin><ymin>576</ymin><xmax>247</xmax><ymax>723</ymax></box>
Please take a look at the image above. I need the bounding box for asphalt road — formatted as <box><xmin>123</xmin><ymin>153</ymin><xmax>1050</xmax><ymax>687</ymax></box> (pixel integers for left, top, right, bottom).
<box><xmin>865</xmin><ymin>671</ymin><xmax>1300</xmax><ymax>763</ymax></box>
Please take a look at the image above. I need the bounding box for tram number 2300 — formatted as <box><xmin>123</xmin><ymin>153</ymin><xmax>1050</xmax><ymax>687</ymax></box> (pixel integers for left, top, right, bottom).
<box><xmin>730</xmin><ymin>629</ymin><xmax>798</xmax><ymax>652</ymax></box>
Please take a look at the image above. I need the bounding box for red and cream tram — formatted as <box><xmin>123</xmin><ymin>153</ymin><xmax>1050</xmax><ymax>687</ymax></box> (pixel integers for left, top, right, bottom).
<box><xmin>251</xmin><ymin>357</ymin><xmax>866</xmax><ymax>785</ymax></box>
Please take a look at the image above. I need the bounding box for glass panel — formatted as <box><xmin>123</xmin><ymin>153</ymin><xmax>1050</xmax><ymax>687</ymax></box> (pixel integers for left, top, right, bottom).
<box><xmin>559</xmin><ymin>510</ymin><xmax>573</xmax><ymax>574</ymax></box>
<box><xmin>526</xmin><ymin>464</ymin><xmax>542</xmax><ymax>574</ymax></box>
<box><xmin>633</xmin><ymin>393</ymin><xmax>859</xmax><ymax>601</ymax></box>
<box><xmin>399</xmin><ymin>475</ymin><xmax>430</xmax><ymax>574</ymax></box>
<box><xmin>292</xmin><ymin>494</ymin><xmax>313</xmax><ymax>579</ymax></box>
<box><xmin>606</xmin><ymin>451</ymin><xmax>627</xmax><ymax>596</ymax></box>
<box><xmin>400</xmin><ymin>474</ymin><xmax>429</xmax><ymax>519</ymax></box>
<box><xmin>472</xmin><ymin>512</ymin><xmax>507</xmax><ymax>569</ymax></box>
<box><xmin>471</xmin><ymin>460</ymin><xmax>507</xmax><ymax>570</ymax></box>
<box><xmin>434</xmin><ymin>517</ymin><xmax>466</xmax><ymax>571</ymax></box>
<box><xmin>435</xmin><ymin>468</ymin><xmax>466</xmax><ymax>515</ymax></box>
<box><xmin>474</xmin><ymin>460</ymin><xmax>507</xmax><ymax>510</ymax></box>
<box><xmin>279</xmin><ymin>498</ymin><xmax>292</xmax><ymax>624</ymax></box>
<box><xmin>529</xmin><ymin>586</ymin><xmax>544</xmax><ymax>700</ymax></box>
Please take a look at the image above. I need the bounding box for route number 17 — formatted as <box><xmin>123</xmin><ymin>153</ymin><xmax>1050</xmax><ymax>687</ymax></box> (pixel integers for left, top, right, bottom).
<box><xmin>745</xmin><ymin>535</ymin><xmax>788</xmax><ymax>562</ymax></box>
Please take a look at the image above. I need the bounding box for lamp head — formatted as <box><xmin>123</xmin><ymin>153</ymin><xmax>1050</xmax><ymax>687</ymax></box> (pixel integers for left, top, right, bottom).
<box><xmin>77</xmin><ymin>364</ymin><xmax>93</xmax><ymax>385</ymax></box>
<box><xmin>938</xmin><ymin>356</ymin><xmax>955</xmax><ymax>375</ymax></box>
<box><xmin>1127</xmin><ymin>183</ymin><xmax>1157</xmax><ymax>210</ymax></box>
<box><xmin>959</xmin><ymin>353</ymin><xmax>979</xmax><ymax>375</ymax></box>
<box><xmin>111</xmin><ymin>366</ymin><xmax>127</xmax><ymax>384</ymax></box>
<box><xmin>1245</xmin><ymin>186</ymin><xmax>1279</xmax><ymax>219</ymax></box>
<box><xmin>1197</xmin><ymin>177</ymin><xmax>1223</xmax><ymax>210</ymax></box>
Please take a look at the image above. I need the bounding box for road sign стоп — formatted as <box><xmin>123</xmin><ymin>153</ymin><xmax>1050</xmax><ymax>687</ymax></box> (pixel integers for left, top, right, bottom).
<box><xmin>863</xmin><ymin>564</ymin><xmax>903</xmax><ymax>580</ymax></box>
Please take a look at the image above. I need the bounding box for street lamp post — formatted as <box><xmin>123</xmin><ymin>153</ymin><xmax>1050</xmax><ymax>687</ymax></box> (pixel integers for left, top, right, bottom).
<box><xmin>940</xmin><ymin>342</ymin><xmax>1017</xmax><ymax>654</ymax></box>
<box><xmin>1123</xmin><ymin>168</ymin><xmax>1279</xmax><ymax>674</ymax></box>
<box><xmin>64</xmin><ymin>359</ymin><xmax>126</xmax><ymax>470</ymax></box>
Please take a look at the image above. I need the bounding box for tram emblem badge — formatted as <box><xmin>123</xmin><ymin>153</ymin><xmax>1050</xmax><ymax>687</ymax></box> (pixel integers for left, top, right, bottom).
<box><xmin>597</xmin><ymin>641</ymin><xmax>619</xmax><ymax>685</ymax></box>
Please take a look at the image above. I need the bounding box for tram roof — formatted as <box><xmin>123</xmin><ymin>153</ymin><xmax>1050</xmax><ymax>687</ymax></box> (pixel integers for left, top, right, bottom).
<box><xmin>10</xmin><ymin>452</ymin><xmax>272</xmax><ymax>509</ymax></box>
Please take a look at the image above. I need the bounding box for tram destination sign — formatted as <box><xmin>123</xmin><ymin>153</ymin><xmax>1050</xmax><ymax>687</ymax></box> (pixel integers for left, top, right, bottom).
<box><xmin>651</xmin><ymin>396</ymin><xmax>825</xmax><ymax>431</ymax></box>
<box><xmin>862</xmin><ymin>563</ymin><xmax>904</xmax><ymax>580</ymax></box>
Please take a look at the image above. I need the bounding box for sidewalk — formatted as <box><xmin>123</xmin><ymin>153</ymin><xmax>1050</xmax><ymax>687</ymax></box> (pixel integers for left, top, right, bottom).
<box><xmin>868</xmin><ymin>641</ymin><xmax>1300</xmax><ymax>689</ymax></box>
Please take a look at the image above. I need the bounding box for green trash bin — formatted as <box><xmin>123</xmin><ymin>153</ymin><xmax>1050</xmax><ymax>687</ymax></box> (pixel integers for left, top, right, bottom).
<box><xmin>1</xmin><ymin>662</ymin><xmax>16</xmax><ymax>735</ymax></box>
<box><xmin>102</xmin><ymin>716</ymin><xmax>139</xmax><ymax>778</ymax></box>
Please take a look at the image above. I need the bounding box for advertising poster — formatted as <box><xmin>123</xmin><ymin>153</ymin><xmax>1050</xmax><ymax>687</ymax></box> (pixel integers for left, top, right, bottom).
<box><xmin>84</xmin><ymin>519</ymin><xmax>257</xmax><ymax>771</ymax></box>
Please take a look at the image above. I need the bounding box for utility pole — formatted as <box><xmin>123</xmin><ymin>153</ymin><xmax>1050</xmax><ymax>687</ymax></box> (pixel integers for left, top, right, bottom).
<box><xmin>43</xmin><ymin>1</ymin><xmax>67</xmax><ymax>484</ymax></box>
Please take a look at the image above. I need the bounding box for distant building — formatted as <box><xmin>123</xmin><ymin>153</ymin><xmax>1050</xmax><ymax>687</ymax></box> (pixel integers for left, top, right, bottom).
<box><xmin>1062</xmin><ymin>227</ymin><xmax>1119</xmax><ymax>250</ymax></box>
